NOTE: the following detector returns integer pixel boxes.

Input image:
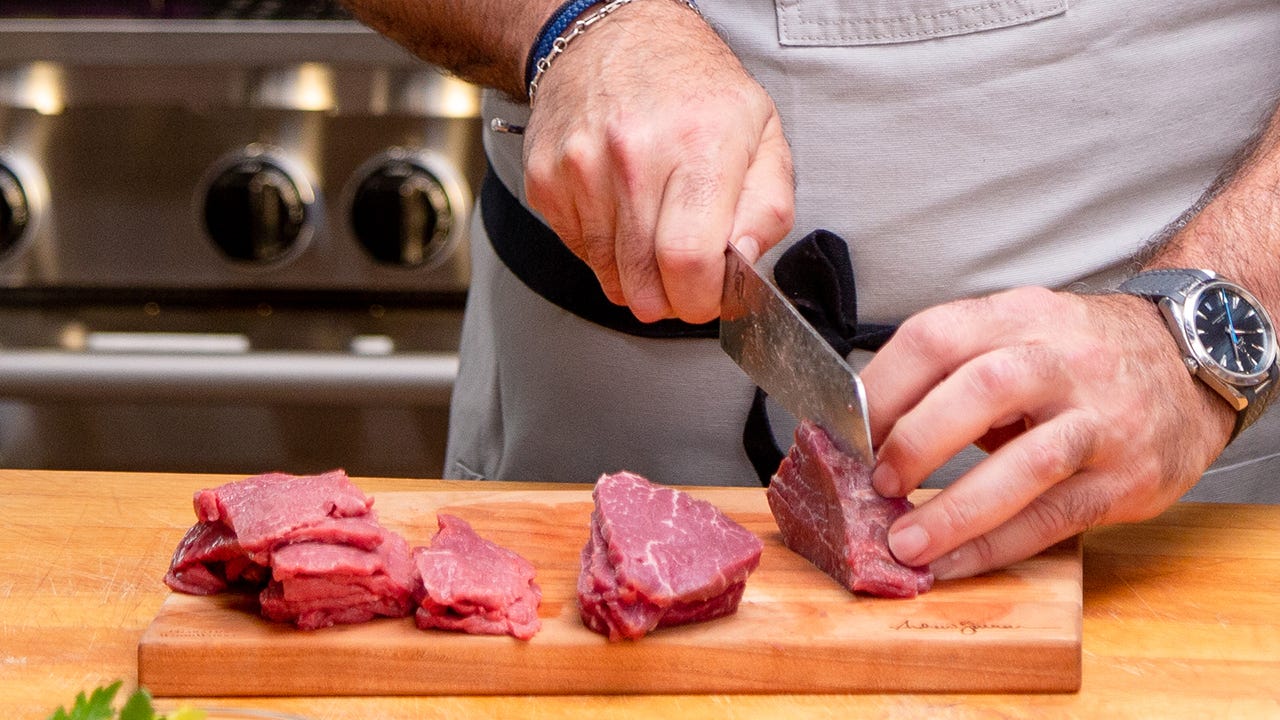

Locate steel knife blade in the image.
[719,243,875,466]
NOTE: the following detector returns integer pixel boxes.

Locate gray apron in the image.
[447,0,1280,501]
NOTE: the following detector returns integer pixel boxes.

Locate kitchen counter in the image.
[3,469,1278,719]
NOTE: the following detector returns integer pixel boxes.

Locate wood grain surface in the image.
[138,486,1082,696]
[6,470,1278,719]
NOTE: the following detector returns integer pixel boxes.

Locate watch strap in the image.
[1117,268,1214,301]
[1232,360,1279,441]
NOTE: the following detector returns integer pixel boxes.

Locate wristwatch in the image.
[1119,268,1279,441]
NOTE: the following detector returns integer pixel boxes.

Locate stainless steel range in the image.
[0,1,484,476]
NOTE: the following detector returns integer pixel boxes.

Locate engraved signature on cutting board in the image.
[890,619,1053,635]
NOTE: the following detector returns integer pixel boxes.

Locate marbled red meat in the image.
[166,470,415,630]
[411,514,541,640]
[260,528,415,630]
[193,469,375,562]
[577,471,763,641]
[767,420,933,598]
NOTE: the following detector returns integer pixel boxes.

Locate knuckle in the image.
[1015,437,1073,484]
[673,163,725,211]
[895,309,962,362]
[559,135,599,182]
[997,285,1060,312]
[1028,486,1110,539]
[933,492,983,540]
[761,196,795,235]
[523,162,557,211]
[881,420,928,472]
[655,242,716,275]
[967,350,1026,403]
[966,533,1000,572]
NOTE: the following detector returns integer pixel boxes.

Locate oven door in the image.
[0,299,462,477]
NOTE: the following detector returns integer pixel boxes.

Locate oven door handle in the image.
[0,350,458,405]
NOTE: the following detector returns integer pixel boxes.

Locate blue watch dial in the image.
[1195,286,1270,374]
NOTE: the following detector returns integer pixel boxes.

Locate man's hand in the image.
[522,0,794,324]
[861,288,1234,580]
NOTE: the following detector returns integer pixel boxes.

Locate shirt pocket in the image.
[775,0,1069,46]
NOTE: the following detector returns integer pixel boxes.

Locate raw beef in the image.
[577,471,763,641]
[767,420,933,598]
[163,520,267,595]
[411,514,541,640]
[165,469,417,630]
[193,469,375,562]
[260,528,415,630]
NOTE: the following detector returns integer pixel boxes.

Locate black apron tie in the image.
[742,229,897,486]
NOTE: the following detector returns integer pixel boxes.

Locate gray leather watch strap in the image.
[1117,268,1213,300]
[1234,362,1279,440]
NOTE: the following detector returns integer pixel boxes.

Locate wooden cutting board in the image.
[138,486,1082,696]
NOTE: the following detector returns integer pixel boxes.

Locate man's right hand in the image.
[522,0,795,324]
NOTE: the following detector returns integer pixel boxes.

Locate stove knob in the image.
[349,150,467,268]
[0,163,31,257]
[202,150,315,263]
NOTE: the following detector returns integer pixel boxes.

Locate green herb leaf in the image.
[45,680,123,720]
[48,681,208,720]
[118,687,158,720]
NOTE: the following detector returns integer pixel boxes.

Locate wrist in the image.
[523,0,701,104]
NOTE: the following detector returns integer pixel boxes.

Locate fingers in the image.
[872,342,1066,499]
[884,413,1103,570]
[728,113,796,263]
[644,111,794,322]
[862,287,1061,447]
[642,135,746,323]
[524,78,792,322]
[920,472,1114,580]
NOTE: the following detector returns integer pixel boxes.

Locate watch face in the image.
[1191,283,1275,376]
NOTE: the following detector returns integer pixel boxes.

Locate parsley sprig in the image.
[46,681,205,720]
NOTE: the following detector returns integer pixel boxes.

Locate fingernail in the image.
[735,236,760,262]
[888,523,929,565]
[871,464,900,497]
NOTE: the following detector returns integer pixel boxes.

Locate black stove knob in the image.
[0,164,31,257]
[350,155,458,268]
[202,154,313,263]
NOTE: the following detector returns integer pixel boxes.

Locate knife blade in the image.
[719,243,875,467]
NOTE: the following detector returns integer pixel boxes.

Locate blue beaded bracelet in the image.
[523,0,700,102]
[525,0,602,90]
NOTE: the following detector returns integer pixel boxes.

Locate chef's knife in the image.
[719,243,875,467]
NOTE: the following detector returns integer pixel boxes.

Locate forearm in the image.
[340,0,561,97]
[1143,102,1280,320]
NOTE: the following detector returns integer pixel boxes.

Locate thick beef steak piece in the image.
[767,420,933,598]
[411,514,542,640]
[578,471,764,641]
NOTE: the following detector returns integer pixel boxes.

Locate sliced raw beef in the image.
[193,470,376,562]
[164,520,268,595]
[577,471,763,641]
[166,470,416,630]
[767,420,933,598]
[412,514,541,640]
[260,528,415,630]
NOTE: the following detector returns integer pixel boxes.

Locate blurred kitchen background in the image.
[0,0,485,477]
